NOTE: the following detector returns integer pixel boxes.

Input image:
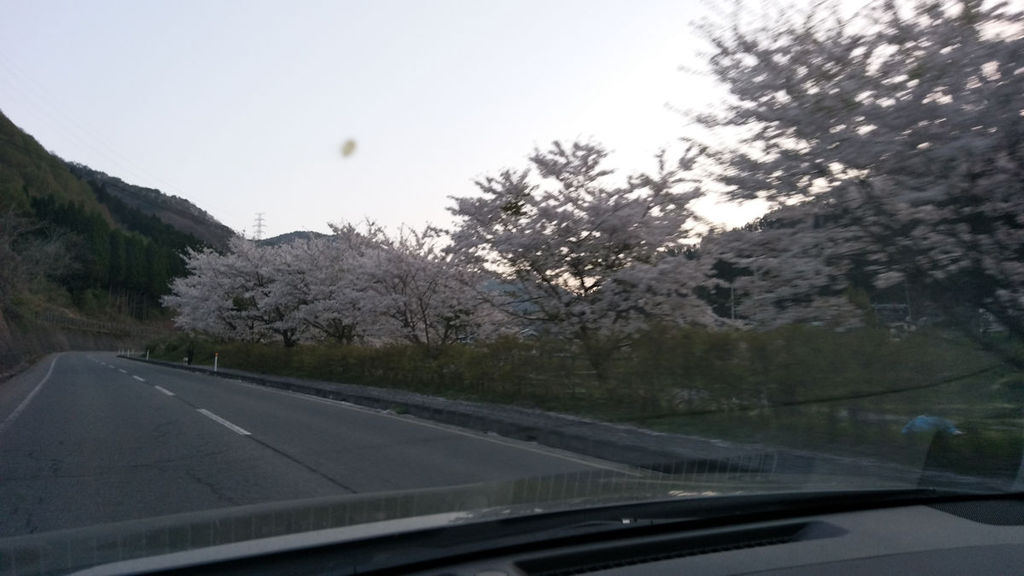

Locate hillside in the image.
[259,230,328,246]
[0,110,232,374]
[0,111,112,222]
[67,163,234,251]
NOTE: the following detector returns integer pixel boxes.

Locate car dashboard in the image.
[73,494,1024,576]
[424,500,1024,576]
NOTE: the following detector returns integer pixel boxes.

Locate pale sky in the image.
[0,0,765,238]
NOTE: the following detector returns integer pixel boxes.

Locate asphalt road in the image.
[0,352,613,537]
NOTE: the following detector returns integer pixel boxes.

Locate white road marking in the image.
[197,408,251,435]
[154,385,175,397]
[0,354,59,437]
[135,363,629,473]
[118,369,127,374]
[133,375,145,382]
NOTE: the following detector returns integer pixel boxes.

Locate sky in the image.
[0,0,767,238]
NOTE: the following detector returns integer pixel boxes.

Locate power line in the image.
[0,47,181,196]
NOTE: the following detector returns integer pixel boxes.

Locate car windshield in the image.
[1,0,1023,574]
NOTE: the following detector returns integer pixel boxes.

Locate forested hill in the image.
[67,163,233,251]
[0,109,232,327]
[259,230,328,246]
[0,111,111,221]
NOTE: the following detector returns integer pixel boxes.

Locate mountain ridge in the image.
[259,230,329,246]
[66,163,235,251]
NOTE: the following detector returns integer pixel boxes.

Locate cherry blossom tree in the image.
[165,237,307,345]
[163,238,264,341]
[448,140,713,374]
[259,238,319,346]
[293,224,378,344]
[694,0,1024,334]
[699,203,869,330]
[165,223,497,349]
[356,225,498,348]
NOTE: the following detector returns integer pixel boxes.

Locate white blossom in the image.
[694,0,1024,333]
[447,140,712,342]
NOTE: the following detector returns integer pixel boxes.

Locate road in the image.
[0,352,613,537]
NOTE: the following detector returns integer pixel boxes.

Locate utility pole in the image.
[253,213,265,241]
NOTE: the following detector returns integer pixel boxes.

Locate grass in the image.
[147,325,1024,472]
